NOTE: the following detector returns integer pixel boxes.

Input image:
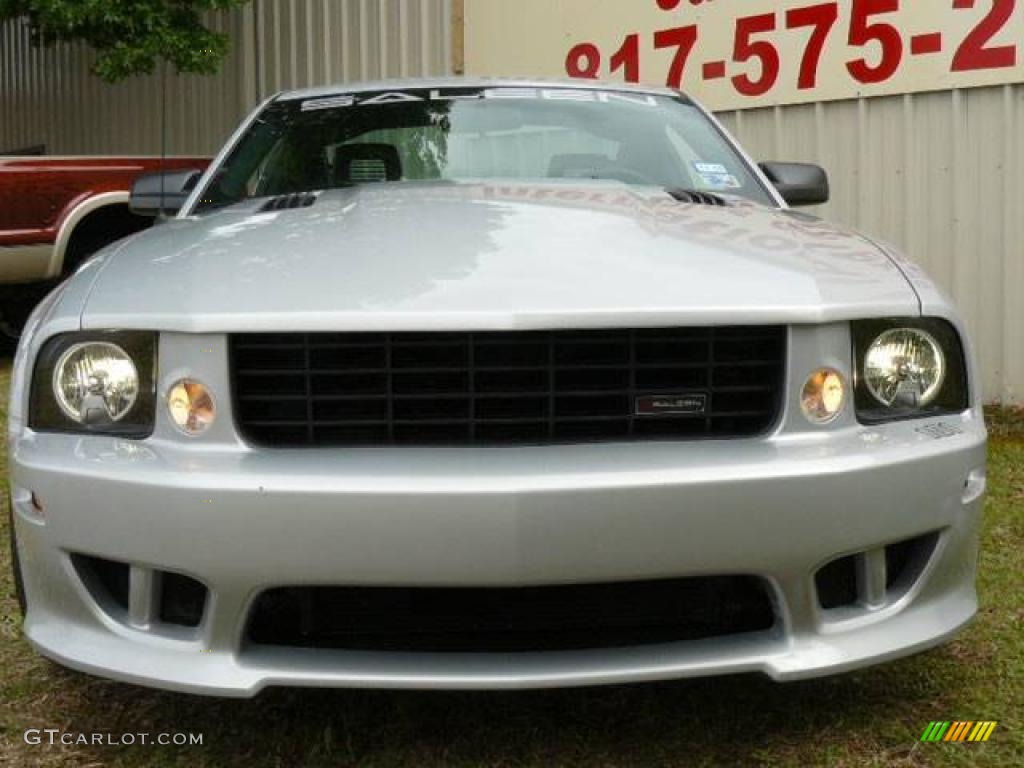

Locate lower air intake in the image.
[246,576,776,653]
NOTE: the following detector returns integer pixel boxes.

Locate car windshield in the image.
[193,86,774,213]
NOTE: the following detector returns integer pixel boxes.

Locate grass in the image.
[0,359,1020,767]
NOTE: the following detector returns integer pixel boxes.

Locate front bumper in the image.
[10,413,986,696]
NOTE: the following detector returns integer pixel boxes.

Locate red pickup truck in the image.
[0,155,208,334]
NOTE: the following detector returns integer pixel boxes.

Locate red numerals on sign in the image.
[731,14,780,96]
[654,25,700,87]
[565,43,601,79]
[786,3,840,89]
[610,33,641,82]
[563,0,1020,98]
[952,0,1017,71]
[846,0,903,83]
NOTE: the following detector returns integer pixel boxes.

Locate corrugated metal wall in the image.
[0,12,248,155]
[718,85,1024,405]
[2,4,1021,403]
[0,0,451,155]
[251,0,451,95]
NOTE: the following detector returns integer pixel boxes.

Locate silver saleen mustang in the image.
[8,79,987,696]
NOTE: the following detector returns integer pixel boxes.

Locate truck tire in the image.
[0,282,53,346]
[62,204,151,275]
[1,204,149,342]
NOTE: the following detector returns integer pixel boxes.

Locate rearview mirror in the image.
[758,162,829,207]
[129,169,204,217]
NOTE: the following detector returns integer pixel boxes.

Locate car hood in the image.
[81,182,919,332]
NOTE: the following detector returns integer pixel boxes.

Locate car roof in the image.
[276,76,688,102]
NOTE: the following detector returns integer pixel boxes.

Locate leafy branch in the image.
[0,0,251,81]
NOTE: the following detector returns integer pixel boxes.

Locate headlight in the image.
[852,319,968,423]
[863,328,945,407]
[54,342,139,423]
[30,332,156,436]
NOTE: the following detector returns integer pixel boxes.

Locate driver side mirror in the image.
[758,162,829,207]
[129,169,204,218]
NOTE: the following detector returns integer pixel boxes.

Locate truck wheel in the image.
[0,205,147,344]
[63,204,151,276]
[0,317,19,348]
[0,282,53,346]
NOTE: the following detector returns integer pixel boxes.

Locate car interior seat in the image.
[333,143,403,184]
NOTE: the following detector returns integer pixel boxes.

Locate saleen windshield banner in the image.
[464,0,1022,110]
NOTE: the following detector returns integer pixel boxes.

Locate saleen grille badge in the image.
[635,394,708,417]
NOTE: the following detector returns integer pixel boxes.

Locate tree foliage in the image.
[0,0,252,81]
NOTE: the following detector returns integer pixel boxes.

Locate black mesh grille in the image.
[230,327,786,447]
[246,577,776,652]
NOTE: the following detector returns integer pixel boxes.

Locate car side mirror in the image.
[129,169,204,217]
[758,162,829,206]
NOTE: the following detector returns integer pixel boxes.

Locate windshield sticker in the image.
[358,91,428,106]
[301,95,356,111]
[301,89,659,112]
[693,162,741,189]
